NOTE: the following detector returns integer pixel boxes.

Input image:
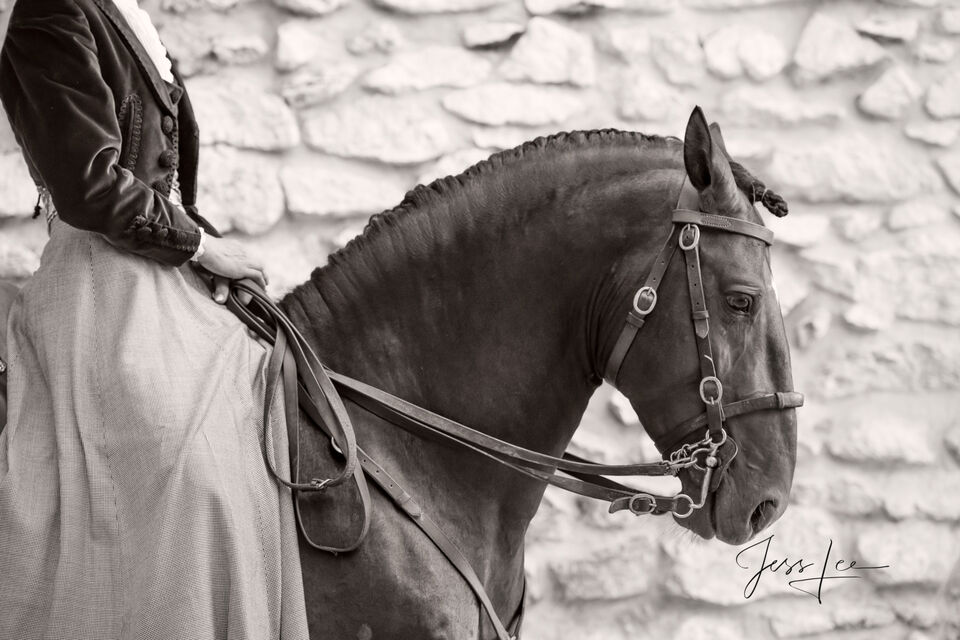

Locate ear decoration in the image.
[743,173,789,218]
[683,107,739,210]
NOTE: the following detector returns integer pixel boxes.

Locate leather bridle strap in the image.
[237,284,361,492]
[332,372,674,478]
[678,221,726,442]
[235,287,373,553]
[673,209,774,245]
[654,391,805,454]
[603,225,680,385]
[333,373,696,518]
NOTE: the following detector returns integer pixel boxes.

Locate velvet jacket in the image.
[0,0,222,267]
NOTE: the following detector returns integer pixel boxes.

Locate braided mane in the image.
[327,128,788,269]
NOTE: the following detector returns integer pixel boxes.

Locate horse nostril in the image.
[750,499,778,534]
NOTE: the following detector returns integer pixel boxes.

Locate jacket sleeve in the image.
[0,0,203,267]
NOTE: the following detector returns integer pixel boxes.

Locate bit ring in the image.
[672,495,695,518]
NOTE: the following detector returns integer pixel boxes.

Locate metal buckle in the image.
[632,286,657,316]
[628,493,658,515]
[678,224,700,250]
[699,376,723,405]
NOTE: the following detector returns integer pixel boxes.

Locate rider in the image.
[0,0,308,637]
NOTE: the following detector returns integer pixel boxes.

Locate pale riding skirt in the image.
[0,213,309,639]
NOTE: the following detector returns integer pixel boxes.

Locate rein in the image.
[222,181,802,640]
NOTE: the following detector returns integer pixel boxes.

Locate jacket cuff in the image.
[120,214,202,267]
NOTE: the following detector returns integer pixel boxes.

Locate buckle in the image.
[632,286,657,316]
[628,493,658,515]
[699,376,723,405]
[678,224,700,250]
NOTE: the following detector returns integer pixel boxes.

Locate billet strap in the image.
[672,209,774,245]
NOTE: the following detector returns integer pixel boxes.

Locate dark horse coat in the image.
[0,0,221,267]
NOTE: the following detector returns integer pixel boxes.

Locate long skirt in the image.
[0,213,310,639]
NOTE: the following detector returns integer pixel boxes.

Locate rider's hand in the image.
[211,275,254,306]
[196,236,268,304]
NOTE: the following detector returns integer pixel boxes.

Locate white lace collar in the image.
[110,0,175,83]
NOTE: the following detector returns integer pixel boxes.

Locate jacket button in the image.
[161,116,175,135]
[158,149,177,168]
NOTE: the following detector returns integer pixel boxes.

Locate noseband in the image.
[601,179,804,518]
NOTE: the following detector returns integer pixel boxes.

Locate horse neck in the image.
[282,141,681,543]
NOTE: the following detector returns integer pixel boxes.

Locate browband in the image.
[672,209,774,245]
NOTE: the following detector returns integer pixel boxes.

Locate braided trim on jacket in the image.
[123,214,199,252]
[116,94,143,172]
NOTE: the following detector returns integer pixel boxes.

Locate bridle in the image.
[221,176,803,640]
[600,177,804,518]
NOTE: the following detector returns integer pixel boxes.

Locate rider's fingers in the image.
[213,276,230,304]
[243,268,268,291]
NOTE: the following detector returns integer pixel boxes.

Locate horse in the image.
[274,107,800,639]
[0,107,798,637]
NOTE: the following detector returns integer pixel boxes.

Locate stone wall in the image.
[1,0,960,638]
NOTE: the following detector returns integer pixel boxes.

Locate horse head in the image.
[607,107,798,545]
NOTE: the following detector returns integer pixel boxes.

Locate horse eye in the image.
[726,293,753,314]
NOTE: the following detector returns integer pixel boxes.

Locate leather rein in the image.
[222,180,802,640]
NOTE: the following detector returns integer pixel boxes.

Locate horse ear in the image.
[683,107,738,204]
[708,122,730,158]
